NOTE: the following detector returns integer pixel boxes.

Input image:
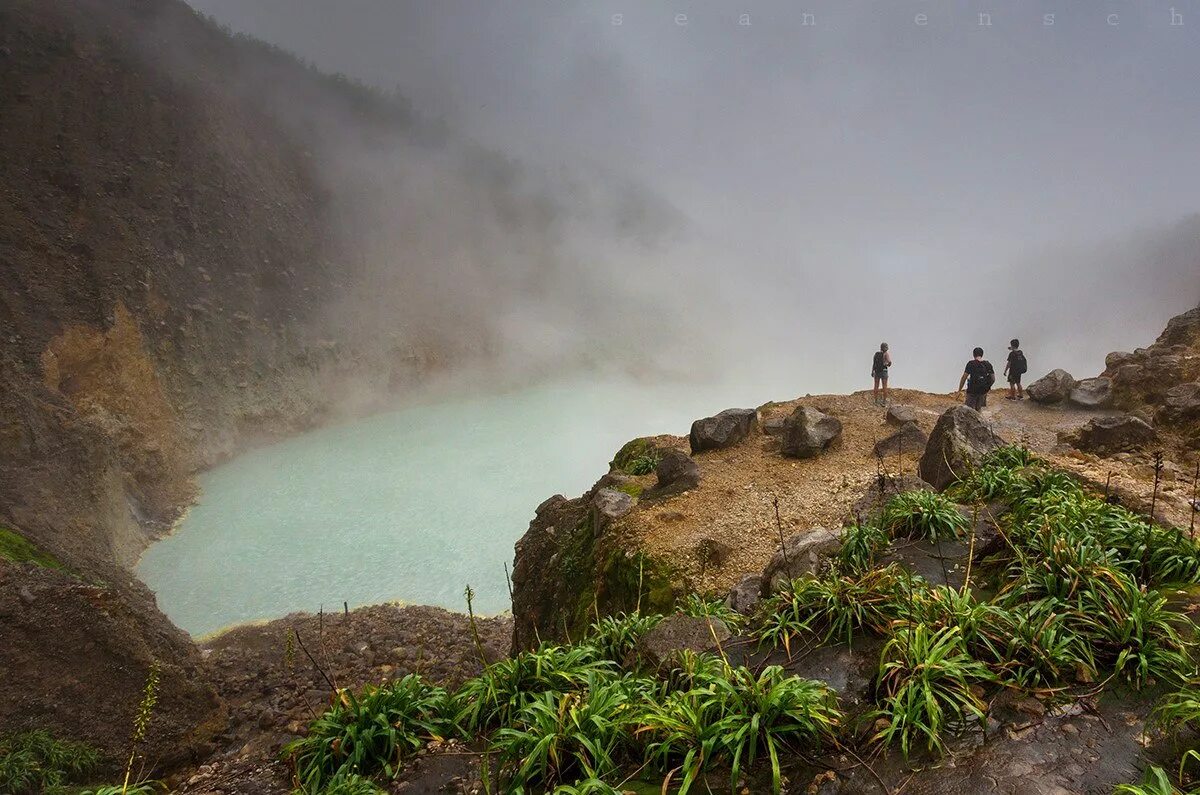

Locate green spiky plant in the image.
[880,491,970,542]
[285,674,454,792]
[871,624,995,757]
[677,593,747,633]
[836,522,890,576]
[585,612,663,665]
[758,566,913,651]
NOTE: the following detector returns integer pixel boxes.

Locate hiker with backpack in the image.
[957,347,995,412]
[871,342,892,406]
[1005,338,1028,400]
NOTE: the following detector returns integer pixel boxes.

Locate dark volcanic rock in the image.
[689,408,757,453]
[1027,368,1076,404]
[884,404,918,426]
[760,527,841,595]
[781,406,843,459]
[0,564,224,774]
[591,488,634,520]
[655,449,701,492]
[1063,415,1158,455]
[635,614,731,669]
[724,574,763,615]
[1069,376,1115,409]
[918,405,1002,490]
[762,416,787,437]
[873,421,927,459]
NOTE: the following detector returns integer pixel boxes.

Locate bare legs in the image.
[873,377,888,405]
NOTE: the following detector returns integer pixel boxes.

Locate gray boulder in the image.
[762,416,787,437]
[689,408,757,453]
[1158,382,1200,425]
[781,407,843,459]
[1069,377,1115,409]
[873,421,928,459]
[724,574,763,615]
[918,405,1002,490]
[634,614,731,669]
[654,449,701,492]
[885,404,918,426]
[1027,369,1076,404]
[592,488,634,521]
[760,526,842,595]
[1063,415,1157,455]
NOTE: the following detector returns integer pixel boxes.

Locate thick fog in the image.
[184,0,1199,399]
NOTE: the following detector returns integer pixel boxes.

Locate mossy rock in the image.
[0,528,63,570]
[611,438,661,476]
[616,481,645,498]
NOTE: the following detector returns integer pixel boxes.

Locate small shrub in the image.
[758,566,912,650]
[871,624,994,757]
[880,491,970,542]
[285,675,453,792]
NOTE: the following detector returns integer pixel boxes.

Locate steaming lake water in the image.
[137,375,759,637]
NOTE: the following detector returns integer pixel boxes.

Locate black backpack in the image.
[1012,350,1028,376]
[872,351,886,373]
[970,361,996,392]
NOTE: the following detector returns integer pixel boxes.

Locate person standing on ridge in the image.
[957,346,995,412]
[1004,338,1027,400]
[871,342,892,406]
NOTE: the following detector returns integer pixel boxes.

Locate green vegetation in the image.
[610,438,660,476]
[0,730,102,794]
[0,527,64,569]
[284,446,1200,792]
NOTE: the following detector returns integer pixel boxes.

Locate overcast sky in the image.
[185,0,1200,393]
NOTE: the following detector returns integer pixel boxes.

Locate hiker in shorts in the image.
[871,342,892,406]
[1004,338,1027,400]
[957,347,995,412]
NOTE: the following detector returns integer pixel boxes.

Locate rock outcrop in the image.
[1027,369,1076,404]
[689,408,757,453]
[1105,306,1200,428]
[781,407,843,459]
[1062,415,1157,455]
[654,449,702,493]
[918,405,1002,490]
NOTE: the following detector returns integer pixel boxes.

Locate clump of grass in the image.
[586,612,663,665]
[836,523,891,576]
[758,566,913,650]
[611,439,661,476]
[492,674,639,790]
[0,730,102,794]
[637,663,840,795]
[1113,766,1184,795]
[285,674,453,792]
[880,491,970,542]
[455,645,615,733]
[871,624,994,757]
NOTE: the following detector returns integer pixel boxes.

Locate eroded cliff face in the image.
[1105,305,1200,444]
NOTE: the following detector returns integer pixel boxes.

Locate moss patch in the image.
[615,481,645,498]
[0,528,64,570]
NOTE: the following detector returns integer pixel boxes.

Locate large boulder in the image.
[689,408,757,453]
[918,405,1002,490]
[760,526,842,595]
[1027,369,1076,404]
[655,449,701,492]
[1158,382,1200,426]
[781,407,843,459]
[1069,377,1115,409]
[873,421,927,460]
[1062,415,1157,455]
[634,614,731,669]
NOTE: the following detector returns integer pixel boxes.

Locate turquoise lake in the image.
[137,375,769,637]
